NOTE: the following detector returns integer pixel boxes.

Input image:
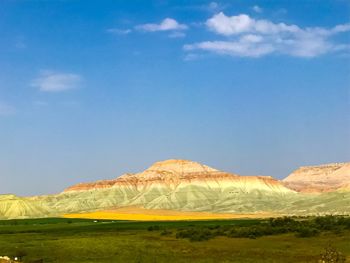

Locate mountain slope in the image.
[283,162,350,192]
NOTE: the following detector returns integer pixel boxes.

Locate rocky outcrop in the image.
[283,162,350,192]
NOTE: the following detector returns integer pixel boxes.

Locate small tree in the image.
[319,244,346,263]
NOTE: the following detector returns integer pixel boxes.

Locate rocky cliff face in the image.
[283,162,350,192]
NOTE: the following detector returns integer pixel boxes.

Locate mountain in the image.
[65,159,291,194]
[62,159,294,213]
[0,159,350,219]
[283,162,350,192]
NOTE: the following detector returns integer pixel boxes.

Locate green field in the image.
[0,217,349,263]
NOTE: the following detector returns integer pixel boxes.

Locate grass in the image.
[0,217,349,262]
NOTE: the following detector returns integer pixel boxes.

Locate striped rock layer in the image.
[283,162,350,193]
[65,159,291,194]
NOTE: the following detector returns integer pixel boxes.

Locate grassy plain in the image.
[0,218,349,263]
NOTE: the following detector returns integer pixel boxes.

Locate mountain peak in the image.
[145,159,219,174]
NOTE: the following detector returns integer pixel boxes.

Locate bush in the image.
[318,244,346,263]
[227,224,289,239]
[160,229,172,236]
[174,216,350,241]
[147,225,160,231]
[269,217,297,228]
[313,216,338,231]
[295,227,320,238]
[176,228,213,242]
[208,225,220,230]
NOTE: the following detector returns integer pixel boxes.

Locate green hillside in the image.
[1,185,349,219]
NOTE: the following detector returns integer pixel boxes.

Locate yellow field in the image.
[64,206,274,221]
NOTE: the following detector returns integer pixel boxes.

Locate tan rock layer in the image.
[283,162,350,192]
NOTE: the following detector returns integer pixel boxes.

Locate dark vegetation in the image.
[173,216,350,241]
[0,216,349,262]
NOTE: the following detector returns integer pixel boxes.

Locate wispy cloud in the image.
[31,70,82,92]
[252,5,263,13]
[135,18,188,32]
[183,53,201,61]
[208,2,219,11]
[168,31,186,38]
[184,12,350,58]
[178,2,228,13]
[0,103,16,116]
[207,2,228,13]
[106,28,132,35]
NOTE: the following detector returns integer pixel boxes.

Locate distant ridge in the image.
[283,162,350,192]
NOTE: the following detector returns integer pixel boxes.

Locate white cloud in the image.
[31,70,82,92]
[0,103,16,116]
[252,5,263,13]
[331,24,350,34]
[185,36,274,58]
[206,12,299,36]
[185,12,350,58]
[135,18,187,32]
[106,28,132,35]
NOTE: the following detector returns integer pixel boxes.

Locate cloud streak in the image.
[135,18,187,32]
[184,12,350,58]
[31,70,82,92]
[252,5,263,13]
[106,28,132,35]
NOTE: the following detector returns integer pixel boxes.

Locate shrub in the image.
[176,228,213,242]
[147,225,160,231]
[318,244,346,263]
[295,227,320,238]
[208,225,220,230]
[160,229,172,236]
[269,217,297,227]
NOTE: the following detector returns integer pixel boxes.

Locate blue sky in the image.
[0,0,349,195]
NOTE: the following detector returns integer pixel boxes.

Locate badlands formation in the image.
[0,159,349,219]
[283,162,350,192]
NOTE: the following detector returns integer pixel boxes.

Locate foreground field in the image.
[0,218,349,262]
